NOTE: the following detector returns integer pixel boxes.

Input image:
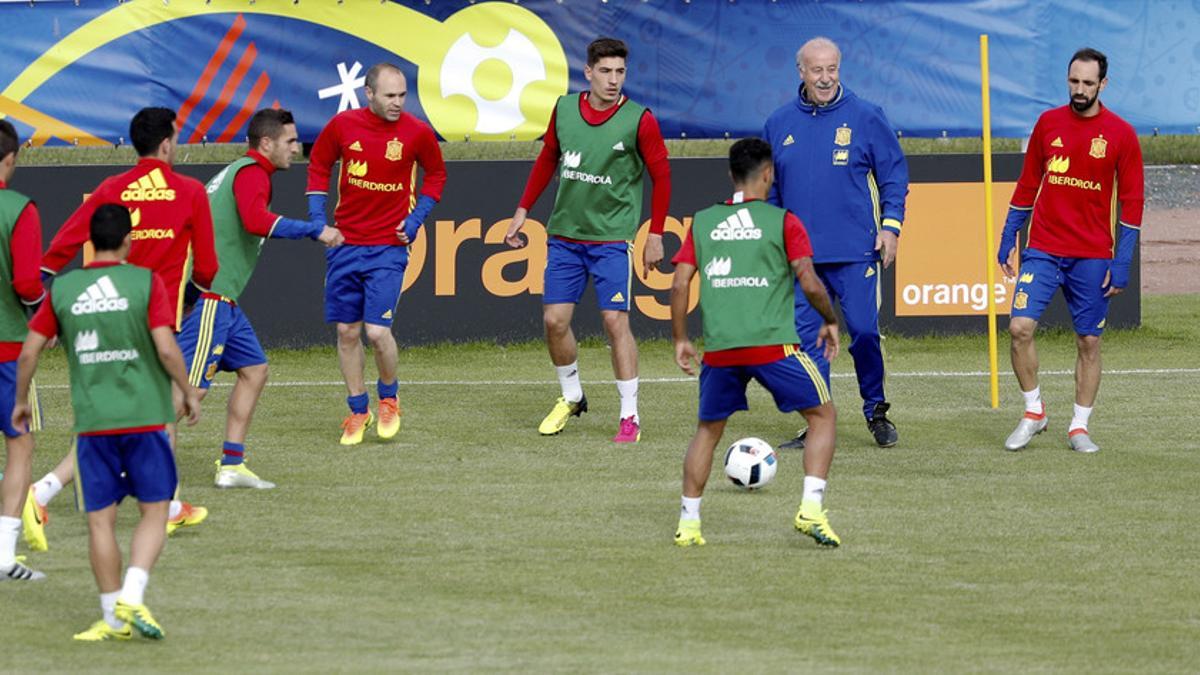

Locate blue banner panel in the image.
[1,1,1197,145]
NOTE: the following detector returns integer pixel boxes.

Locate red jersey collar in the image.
[246,149,276,175]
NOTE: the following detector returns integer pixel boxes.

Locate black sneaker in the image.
[779,429,807,450]
[867,402,898,447]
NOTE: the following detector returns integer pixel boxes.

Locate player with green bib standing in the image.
[505,37,672,443]
[670,138,843,548]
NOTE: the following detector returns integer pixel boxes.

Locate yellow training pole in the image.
[980,34,1000,408]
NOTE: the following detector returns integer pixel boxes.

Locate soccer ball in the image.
[723,437,778,489]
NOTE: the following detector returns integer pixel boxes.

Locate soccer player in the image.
[14,204,203,641]
[306,63,447,445]
[504,37,672,443]
[999,48,1144,453]
[27,107,216,545]
[0,119,47,581]
[763,36,909,449]
[670,138,842,548]
[177,109,342,488]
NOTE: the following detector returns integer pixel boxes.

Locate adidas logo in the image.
[612,141,625,152]
[346,159,368,177]
[349,141,363,152]
[381,309,393,320]
[120,168,176,202]
[783,134,794,146]
[610,292,625,303]
[710,208,762,241]
[71,275,129,315]
[1051,137,1064,148]
[562,150,582,169]
[704,256,732,278]
[1046,155,1070,173]
[865,266,876,278]
[74,329,99,352]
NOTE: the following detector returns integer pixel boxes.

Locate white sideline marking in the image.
[32,367,1200,390]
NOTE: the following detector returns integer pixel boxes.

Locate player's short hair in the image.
[1070,47,1107,80]
[587,38,628,67]
[90,203,132,252]
[248,108,295,149]
[729,137,773,184]
[797,36,841,69]
[0,119,19,163]
[365,63,403,91]
[130,107,177,157]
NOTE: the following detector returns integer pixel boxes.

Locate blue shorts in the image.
[543,238,632,311]
[1012,248,1111,336]
[0,360,42,437]
[75,430,177,512]
[324,244,409,326]
[697,349,832,421]
[177,296,268,389]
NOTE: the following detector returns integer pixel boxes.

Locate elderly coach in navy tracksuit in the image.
[764,36,909,449]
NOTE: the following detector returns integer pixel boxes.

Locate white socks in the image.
[0,515,20,568]
[680,496,701,521]
[1070,404,1093,432]
[33,473,63,507]
[616,378,639,420]
[555,362,583,403]
[802,476,827,506]
[168,500,182,520]
[101,591,122,629]
[1022,387,1043,415]
[119,566,149,606]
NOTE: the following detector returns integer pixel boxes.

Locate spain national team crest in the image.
[834,126,852,147]
[1089,136,1107,159]
[385,138,403,161]
[1013,291,1028,310]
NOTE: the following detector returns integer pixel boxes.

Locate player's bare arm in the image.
[670,261,698,375]
[643,233,664,271]
[791,256,840,360]
[504,207,529,248]
[875,229,899,268]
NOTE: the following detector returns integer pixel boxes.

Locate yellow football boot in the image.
[73,620,132,642]
[114,600,164,639]
[793,500,841,547]
[674,519,706,547]
[340,411,374,445]
[538,395,587,435]
[22,486,49,552]
[377,398,401,440]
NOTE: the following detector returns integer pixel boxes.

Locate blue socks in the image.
[221,441,245,466]
[347,393,369,414]
[378,379,398,401]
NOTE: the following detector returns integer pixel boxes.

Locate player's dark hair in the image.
[1070,47,1108,80]
[130,107,177,157]
[365,63,403,91]
[0,119,18,163]
[248,108,295,149]
[587,38,628,67]
[90,204,132,251]
[729,137,773,184]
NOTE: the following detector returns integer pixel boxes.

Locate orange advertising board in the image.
[896,182,1017,317]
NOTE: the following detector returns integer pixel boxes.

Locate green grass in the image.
[15,133,1200,165]
[6,295,1199,672]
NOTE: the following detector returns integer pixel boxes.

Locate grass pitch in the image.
[5,295,1199,672]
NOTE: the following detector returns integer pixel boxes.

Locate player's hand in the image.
[642,233,665,272]
[178,386,202,426]
[1000,247,1019,279]
[1102,269,1124,298]
[817,322,840,361]
[675,340,699,376]
[318,226,344,248]
[11,402,31,435]
[505,208,528,248]
[875,230,899,269]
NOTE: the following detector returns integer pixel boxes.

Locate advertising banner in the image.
[1,1,1196,147]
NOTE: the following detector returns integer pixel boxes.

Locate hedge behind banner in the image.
[1,0,1196,147]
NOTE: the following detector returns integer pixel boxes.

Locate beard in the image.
[1070,93,1097,112]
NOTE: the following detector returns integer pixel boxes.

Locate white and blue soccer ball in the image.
[723,437,777,489]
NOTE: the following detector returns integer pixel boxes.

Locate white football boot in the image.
[1068,430,1100,453]
[1005,412,1048,451]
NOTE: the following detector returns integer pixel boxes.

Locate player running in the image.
[0,119,47,581]
[504,37,671,443]
[14,204,203,641]
[177,108,342,488]
[999,48,1144,453]
[306,63,447,445]
[26,107,217,547]
[670,138,842,547]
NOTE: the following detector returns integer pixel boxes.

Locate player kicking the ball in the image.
[670,138,842,547]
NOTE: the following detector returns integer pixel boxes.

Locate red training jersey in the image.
[1010,104,1144,259]
[306,108,447,246]
[0,181,46,361]
[518,93,671,239]
[41,158,218,329]
[672,198,813,366]
[233,150,283,236]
